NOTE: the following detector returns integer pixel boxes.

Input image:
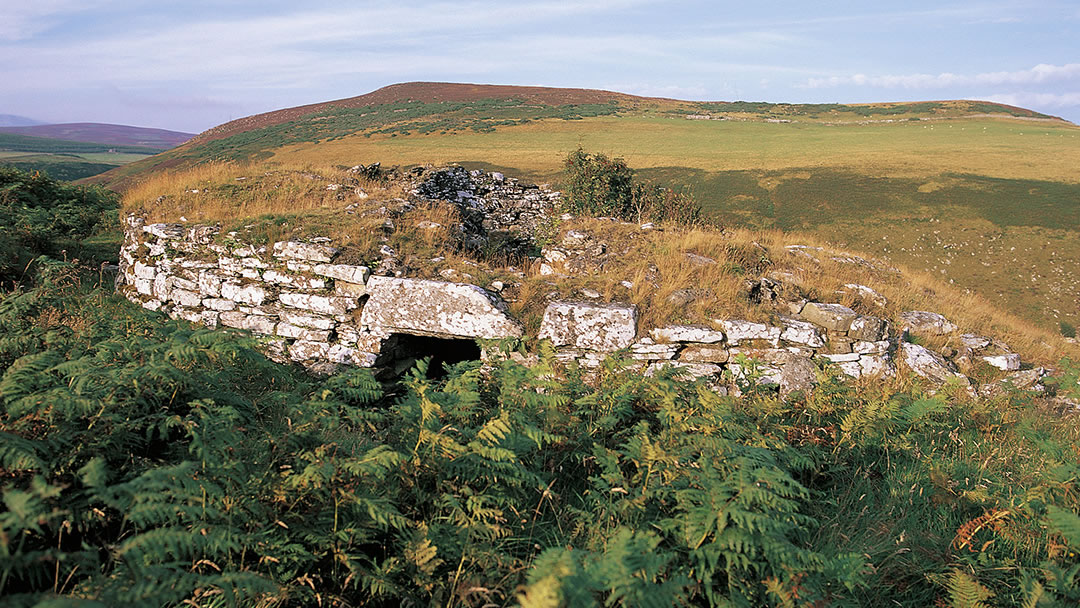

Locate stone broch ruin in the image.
[117,167,1047,396]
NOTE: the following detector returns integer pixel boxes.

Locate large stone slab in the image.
[538,301,637,351]
[361,277,524,339]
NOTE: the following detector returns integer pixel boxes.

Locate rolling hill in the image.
[0,122,192,147]
[0,123,193,181]
[101,82,1080,333]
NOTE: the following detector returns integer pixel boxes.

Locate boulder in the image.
[362,277,524,340]
[900,342,966,384]
[800,302,857,332]
[539,301,637,351]
[900,311,957,336]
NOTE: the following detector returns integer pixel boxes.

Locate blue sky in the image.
[2,1,1078,133]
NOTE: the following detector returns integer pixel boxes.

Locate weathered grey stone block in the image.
[221,281,267,305]
[650,325,724,344]
[538,301,636,351]
[279,292,357,316]
[313,263,370,284]
[779,316,825,347]
[900,311,957,336]
[849,315,887,341]
[678,344,730,363]
[901,342,966,383]
[719,320,781,346]
[801,302,857,332]
[273,241,339,263]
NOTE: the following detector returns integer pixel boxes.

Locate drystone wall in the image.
[117,165,1043,395]
[117,211,1036,396]
[118,215,527,374]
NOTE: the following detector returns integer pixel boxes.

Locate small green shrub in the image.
[1061,321,1076,339]
[562,147,703,225]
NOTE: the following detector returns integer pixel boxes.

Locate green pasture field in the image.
[0,132,162,180]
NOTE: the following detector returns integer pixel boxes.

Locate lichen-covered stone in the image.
[279,310,336,330]
[538,301,636,351]
[334,281,367,297]
[800,302,857,332]
[779,356,818,397]
[849,315,887,341]
[327,345,377,367]
[719,320,780,346]
[276,323,331,342]
[221,281,267,305]
[817,352,861,363]
[170,288,203,308]
[313,263,370,284]
[649,325,724,344]
[982,353,1021,371]
[630,342,679,360]
[901,342,966,383]
[144,223,185,240]
[678,344,730,363]
[362,277,524,340]
[262,270,326,290]
[289,340,330,362]
[779,317,825,347]
[273,241,339,263]
[853,340,890,354]
[900,311,957,336]
[133,261,156,280]
[279,292,357,316]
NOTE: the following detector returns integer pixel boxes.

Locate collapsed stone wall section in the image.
[118,215,523,374]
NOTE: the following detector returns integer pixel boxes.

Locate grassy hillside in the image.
[93,82,1080,332]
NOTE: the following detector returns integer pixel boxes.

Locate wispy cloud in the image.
[802,63,1080,89]
[977,91,1080,109]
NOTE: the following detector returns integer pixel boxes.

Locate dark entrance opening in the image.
[376,333,482,379]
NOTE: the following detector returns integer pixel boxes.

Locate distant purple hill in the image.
[0,123,194,149]
[0,114,44,127]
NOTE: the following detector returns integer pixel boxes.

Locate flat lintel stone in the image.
[361,276,523,340]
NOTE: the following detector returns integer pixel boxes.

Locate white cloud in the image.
[803,63,1080,89]
[976,91,1080,109]
[0,0,117,41]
